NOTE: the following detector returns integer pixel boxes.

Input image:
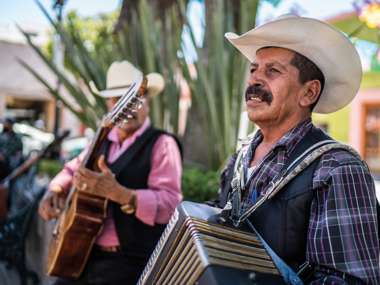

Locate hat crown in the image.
[106,61,142,89]
[99,61,165,98]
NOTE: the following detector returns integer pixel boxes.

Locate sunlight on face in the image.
[246,47,304,128]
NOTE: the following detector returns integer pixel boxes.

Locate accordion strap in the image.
[230,141,363,226]
[245,219,304,285]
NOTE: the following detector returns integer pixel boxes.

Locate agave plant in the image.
[19,0,110,130]
[115,0,189,134]
[21,0,188,134]
[179,0,259,169]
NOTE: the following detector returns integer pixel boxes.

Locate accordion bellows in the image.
[138,202,285,285]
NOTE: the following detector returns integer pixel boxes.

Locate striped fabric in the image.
[236,119,379,284]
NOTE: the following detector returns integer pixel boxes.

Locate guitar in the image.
[47,74,147,278]
[0,130,70,220]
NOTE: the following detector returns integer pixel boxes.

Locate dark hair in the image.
[290,51,325,111]
[3,117,15,125]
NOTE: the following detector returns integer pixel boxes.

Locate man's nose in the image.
[247,79,264,90]
[248,71,265,87]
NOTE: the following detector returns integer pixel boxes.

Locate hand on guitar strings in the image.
[73,155,135,206]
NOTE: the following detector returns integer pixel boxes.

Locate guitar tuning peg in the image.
[136,101,143,110]
[114,116,121,123]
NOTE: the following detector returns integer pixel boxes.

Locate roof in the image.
[0,40,57,100]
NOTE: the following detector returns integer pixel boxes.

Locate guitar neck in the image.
[81,120,113,171]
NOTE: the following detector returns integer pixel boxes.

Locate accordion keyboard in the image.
[138,202,283,285]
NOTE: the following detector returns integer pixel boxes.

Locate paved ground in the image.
[0,212,55,285]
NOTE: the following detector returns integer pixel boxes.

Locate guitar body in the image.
[47,191,107,278]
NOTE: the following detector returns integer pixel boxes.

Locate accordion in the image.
[138,201,286,285]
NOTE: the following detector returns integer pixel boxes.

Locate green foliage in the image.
[114,0,187,133]
[330,13,380,44]
[43,11,119,71]
[38,159,63,178]
[19,0,108,130]
[63,11,120,75]
[182,166,219,202]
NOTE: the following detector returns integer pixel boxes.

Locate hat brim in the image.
[99,86,130,98]
[98,72,165,99]
[225,16,362,114]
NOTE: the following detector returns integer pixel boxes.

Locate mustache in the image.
[245,85,273,105]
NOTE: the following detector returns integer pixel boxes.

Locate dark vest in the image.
[246,128,331,269]
[99,126,182,259]
[219,128,332,270]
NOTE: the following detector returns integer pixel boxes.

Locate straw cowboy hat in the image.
[97,61,165,98]
[225,15,362,114]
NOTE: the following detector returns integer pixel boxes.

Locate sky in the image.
[0,0,376,68]
[258,0,354,21]
[0,0,120,26]
[0,0,120,42]
[0,0,356,30]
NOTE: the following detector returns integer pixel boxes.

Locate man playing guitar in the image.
[39,61,182,285]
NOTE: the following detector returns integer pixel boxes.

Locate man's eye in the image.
[269,68,279,73]
[250,68,256,74]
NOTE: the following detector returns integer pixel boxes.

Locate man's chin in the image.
[247,109,266,121]
[118,124,136,132]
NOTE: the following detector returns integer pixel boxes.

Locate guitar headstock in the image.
[106,73,148,127]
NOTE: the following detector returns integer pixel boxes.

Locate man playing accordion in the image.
[217,15,380,284]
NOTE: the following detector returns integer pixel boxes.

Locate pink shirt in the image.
[49,119,182,246]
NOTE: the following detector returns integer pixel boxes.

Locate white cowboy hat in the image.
[225,15,362,114]
[97,61,165,98]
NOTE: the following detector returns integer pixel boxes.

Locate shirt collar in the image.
[250,118,313,155]
[107,118,151,144]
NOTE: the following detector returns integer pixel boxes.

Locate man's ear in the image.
[299,80,321,108]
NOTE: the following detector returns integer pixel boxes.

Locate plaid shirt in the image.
[229,118,380,284]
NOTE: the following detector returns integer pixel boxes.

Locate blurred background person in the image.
[0,118,23,180]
